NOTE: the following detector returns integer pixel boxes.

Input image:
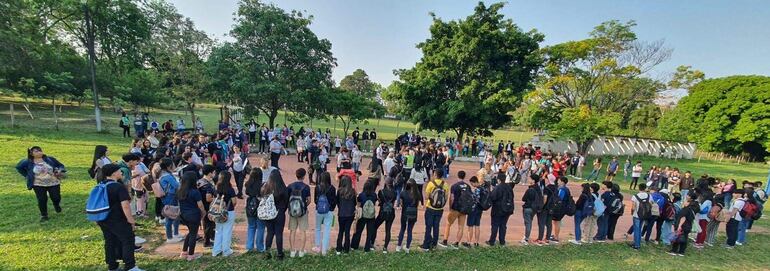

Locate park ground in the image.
[1,99,769,271]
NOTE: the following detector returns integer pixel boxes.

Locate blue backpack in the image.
[86,181,118,222]
[581,194,595,218]
[593,194,606,216]
[317,194,330,214]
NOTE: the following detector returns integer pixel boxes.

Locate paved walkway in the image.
[154,154,637,257]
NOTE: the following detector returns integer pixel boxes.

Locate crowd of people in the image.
[14,118,770,271]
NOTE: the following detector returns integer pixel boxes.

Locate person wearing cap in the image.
[97,164,144,271]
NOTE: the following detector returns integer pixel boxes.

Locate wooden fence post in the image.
[10,103,15,127]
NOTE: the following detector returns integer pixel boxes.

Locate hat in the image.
[660,189,670,195]
[102,164,121,178]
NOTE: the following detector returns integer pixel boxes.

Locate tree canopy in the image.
[392,2,543,141]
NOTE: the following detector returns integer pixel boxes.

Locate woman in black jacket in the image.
[262,170,288,260]
[336,175,357,254]
[488,177,514,246]
[372,178,397,252]
[244,167,264,252]
[572,183,591,245]
[669,194,699,256]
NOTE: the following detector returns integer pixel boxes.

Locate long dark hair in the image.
[581,183,591,195]
[159,157,174,175]
[406,178,420,204]
[262,170,286,197]
[363,178,376,197]
[90,145,108,172]
[27,146,44,160]
[319,171,332,194]
[216,171,233,195]
[177,171,198,201]
[246,167,263,190]
[338,175,355,200]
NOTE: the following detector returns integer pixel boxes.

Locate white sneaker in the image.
[299,251,306,257]
[290,251,297,258]
[166,238,181,244]
[570,240,581,245]
[335,251,341,255]
[173,234,183,240]
[127,267,145,271]
[736,242,743,246]
[159,218,166,224]
[520,239,529,245]
[135,236,146,245]
[404,248,410,253]
[395,245,401,252]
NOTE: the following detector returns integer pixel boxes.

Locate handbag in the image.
[161,182,180,220]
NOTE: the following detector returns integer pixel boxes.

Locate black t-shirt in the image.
[362,131,369,140]
[103,180,131,225]
[370,131,377,139]
[220,187,236,212]
[352,130,359,140]
[197,180,216,209]
[180,189,203,217]
[450,181,469,211]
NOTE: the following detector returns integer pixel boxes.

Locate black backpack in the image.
[380,189,395,218]
[478,187,492,211]
[609,193,625,215]
[530,186,544,213]
[560,188,576,216]
[246,196,260,217]
[429,179,447,209]
[635,194,653,220]
[497,188,514,214]
[456,184,475,214]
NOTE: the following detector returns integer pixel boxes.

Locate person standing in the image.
[16,146,66,222]
[244,167,265,252]
[336,176,357,254]
[262,170,289,260]
[630,184,650,250]
[313,172,337,256]
[488,173,515,246]
[197,166,216,248]
[212,172,237,257]
[287,169,311,258]
[396,179,422,253]
[259,125,269,154]
[421,169,449,251]
[269,135,284,170]
[120,112,131,138]
[521,174,541,245]
[95,164,144,271]
[630,161,642,190]
[177,171,206,261]
[669,194,698,256]
[440,171,469,248]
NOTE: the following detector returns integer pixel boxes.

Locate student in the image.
[262,170,289,260]
[581,183,601,244]
[571,183,591,245]
[693,192,713,248]
[736,188,756,245]
[606,184,624,240]
[396,179,422,253]
[336,175,357,254]
[440,170,470,248]
[313,172,337,256]
[231,145,247,198]
[521,174,541,245]
[244,167,265,252]
[595,182,613,242]
[721,179,736,209]
[605,157,619,182]
[587,158,602,182]
[210,171,236,256]
[421,169,449,251]
[409,164,428,196]
[269,135,284,169]
[89,145,112,181]
[373,177,397,253]
[680,171,695,203]
[488,172,515,246]
[551,177,571,243]
[177,171,206,261]
[536,174,554,246]
[197,165,217,248]
[95,164,143,271]
[630,183,650,250]
[157,158,181,243]
[669,194,699,256]
[465,176,485,247]
[287,168,311,257]
[630,161,642,190]
[16,146,66,222]
[350,178,378,252]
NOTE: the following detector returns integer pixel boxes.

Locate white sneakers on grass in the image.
[135,236,146,245]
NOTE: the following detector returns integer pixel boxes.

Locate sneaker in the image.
[623,234,628,241]
[736,242,744,246]
[570,240,581,245]
[159,218,166,224]
[462,242,471,248]
[438,240,448,248]
[474,243,479,247]
[395,246,401,252]
[173,234,184,240]
[312,246,320,253]
[186,254,202,261]
[519,239,528,245]
[290,251,297,258]
[693,244,704,249]
[667,252,678,256]
[550,239,560,244]
[677,254,685,257]
[451,242,460,249]
[725,245,734,249]
[134,245,143,252]
[40,216,49,222]
[135,236,147,245]
[596,240,606,243]
[299,251,306,257]
[382,248,388,254]
[486,241,495,247]
[404,248,410,253]
[166,238,181,244]
[127,267,145,271]
[534,240,543,246]
[706,242,714,247]
[54,205,62,213]
[336,251,341,255]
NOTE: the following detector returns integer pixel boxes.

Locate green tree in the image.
[115,68,167,111]
[220,0,336,129]
[339,69,377,98]
[658,76,770,160]
[323,87,384,136]
[395,2,543,141]
[552,105,622,152]
[628,104,662,137]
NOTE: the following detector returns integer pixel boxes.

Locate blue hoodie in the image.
[16,157,65,190]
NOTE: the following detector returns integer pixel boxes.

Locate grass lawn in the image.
[1,98,769,270]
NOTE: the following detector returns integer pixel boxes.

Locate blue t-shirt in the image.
[609,161,619,172]
[180,189,202,216]
[287,181,311,205]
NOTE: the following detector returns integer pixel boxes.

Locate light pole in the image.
[82,0,102,131]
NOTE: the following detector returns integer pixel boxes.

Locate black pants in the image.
[270,152,280,169]
[233,170,245,197]
[202,215,215,246]
[337,216,354,253]
[33,185,61,217]
[122,126,130,138]
[489,215,511,245]
[537,211,551,240]
[630,177,639,190]
[249,132,257,145]
[98,221,135,270]
[670,230,690,254]
[569,164,577,176]
[155,197,163,218]
[372,213,395,249]
[265,212,286,257]
[607,214,620,240]
[259,140,267,153]
[726,218,739,246]
[181,213,201,255]
[351,217,376,251]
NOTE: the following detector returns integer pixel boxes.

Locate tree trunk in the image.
[10,103,15,127]
[53,97,58,131]
[341,116,351,136]
[84,3,102,132]
[188,102,196,130]
[268,109,278,129]
[22,102,34,119]
[223,104,230,124]
[455,128,466,144]
[578,140,591,155]
[333,118,337,136]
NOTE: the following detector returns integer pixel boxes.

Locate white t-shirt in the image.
[384,158,395,175]
[731,199,746,221]
[352,149,362,163]
[631,192,650,218]
[632,165,642,178]
[410,168,428,185]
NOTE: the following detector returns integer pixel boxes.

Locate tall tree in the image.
[324,87,384,136]
[339,69,377,98]
[221,0,336,129]
[395,2,543,142]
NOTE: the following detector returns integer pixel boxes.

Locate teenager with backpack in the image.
[630,183,651,249]
[421,169,449,251]
[736,187,757,246]
[571,183,591,245]
[693,192,713,248]
[94,164,144,271]
[211,171,237,257]
[705,193,724,246]
[658,191,675,246]
[373,178,397,253]
[440,171,471,249]
[287,168,311,257]
[488,172,515,246]
[641,187,663,244]
[16,146,66,222]
[245,167,266,253]
[537,174,554,246]
[351,178,379,252]
[336,175,357,254]
[521,174,542,245]
[177,171,206,261]
[197,166,217,248]
[551,177,572,243]
[313,172,337,256]
[595,182,614,242]
[669,193,699,256]
[396,179,423,253]
[262,170,289,260]
[581,183,602,244]
[606,184,624,240]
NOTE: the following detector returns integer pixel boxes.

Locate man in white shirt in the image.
[269,135,284,169]
[726,191,748,248]
[577,153,586,179]
[630,183,650,249]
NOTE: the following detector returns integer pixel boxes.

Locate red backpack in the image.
[663,201,676,221]
[740,200,759,220]
[708,204,723,221]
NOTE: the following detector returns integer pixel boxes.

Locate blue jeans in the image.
[681,190,689,203]
[443,165,449,178]
[315,211,334,254]
[587,169,600,181]
[165,218,180,239]
[661,220,673,245]
[213,211,236,256]
[245,216,265,252]
[422,208,443,249]
[737,219,750,244]
[633,217,642,248]
[724,194,733,209]
[574,210,583,241]
[642,217,656,241]
[595,213,609,240]
[352,162,360,172]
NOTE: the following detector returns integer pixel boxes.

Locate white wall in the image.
[529,136,697,159]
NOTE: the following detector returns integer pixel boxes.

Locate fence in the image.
[529,135,698,159]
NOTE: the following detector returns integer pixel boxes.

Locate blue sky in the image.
[169,0,770,86]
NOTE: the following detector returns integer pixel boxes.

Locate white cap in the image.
[660,189,670,195]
